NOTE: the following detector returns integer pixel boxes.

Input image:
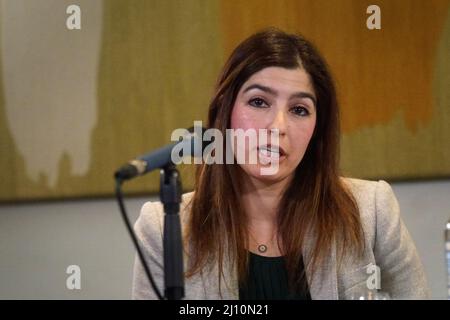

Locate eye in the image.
[248,98,269,108]
[290,106,310,117]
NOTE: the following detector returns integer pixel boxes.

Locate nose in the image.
[267,108,287,137]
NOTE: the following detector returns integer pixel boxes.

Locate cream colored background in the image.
[0,0,449,201]
[0,0,449,300]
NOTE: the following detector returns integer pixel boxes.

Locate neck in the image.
[241,174,292,225]
[239,173,292,257]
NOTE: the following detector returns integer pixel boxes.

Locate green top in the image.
[239,252,311,300]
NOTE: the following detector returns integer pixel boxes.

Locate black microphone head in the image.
[114,163,139,181]
[115,125,208,182]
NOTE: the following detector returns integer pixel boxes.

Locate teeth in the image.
[260,149,271,157]
[258,148,279,165]
[259,147,280,158]
[259,146,280,154]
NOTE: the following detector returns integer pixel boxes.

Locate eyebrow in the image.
[243,83,317,108]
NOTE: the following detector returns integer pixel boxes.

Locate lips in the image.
[257,145,287,166]
[258,144,286,157]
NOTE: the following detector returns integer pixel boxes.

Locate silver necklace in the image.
[248,230,276,254]
[257,244,268,253]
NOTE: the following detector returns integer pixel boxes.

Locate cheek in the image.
[230,103,261,130]
[303,115,317,141]
[305,120,316,141]
[290,120,316,155]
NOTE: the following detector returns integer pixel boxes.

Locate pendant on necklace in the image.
[257,244,267,253]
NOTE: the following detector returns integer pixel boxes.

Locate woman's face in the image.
[230,66,317,185]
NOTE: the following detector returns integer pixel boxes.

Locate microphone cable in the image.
[114,178,164,300]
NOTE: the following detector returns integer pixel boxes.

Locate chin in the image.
[241,164,292,185]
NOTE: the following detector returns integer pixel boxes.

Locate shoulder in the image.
[340,177,398,218]
[134,192,195,245]
[340,177,393,201]
[339,177,400,247]
[138,191,195,217]
[136,191,195,224]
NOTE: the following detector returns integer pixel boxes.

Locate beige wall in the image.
[0,0,449,300]
[0,180,449,299]
[1,0,449,201]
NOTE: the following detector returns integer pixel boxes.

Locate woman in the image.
[132,28,429,300]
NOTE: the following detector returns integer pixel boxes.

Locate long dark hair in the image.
[185,27,364,293]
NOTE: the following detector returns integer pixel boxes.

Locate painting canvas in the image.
[0,0,449,201]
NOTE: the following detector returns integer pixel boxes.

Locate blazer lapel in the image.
[303,233,338,300]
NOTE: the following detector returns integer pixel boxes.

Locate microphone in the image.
[114,126,206,181]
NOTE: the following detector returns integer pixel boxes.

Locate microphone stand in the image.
[160,164,185,300]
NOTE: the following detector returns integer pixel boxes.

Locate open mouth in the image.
[257,145,286,158]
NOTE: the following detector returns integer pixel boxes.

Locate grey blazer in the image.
[132,178,430,300]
